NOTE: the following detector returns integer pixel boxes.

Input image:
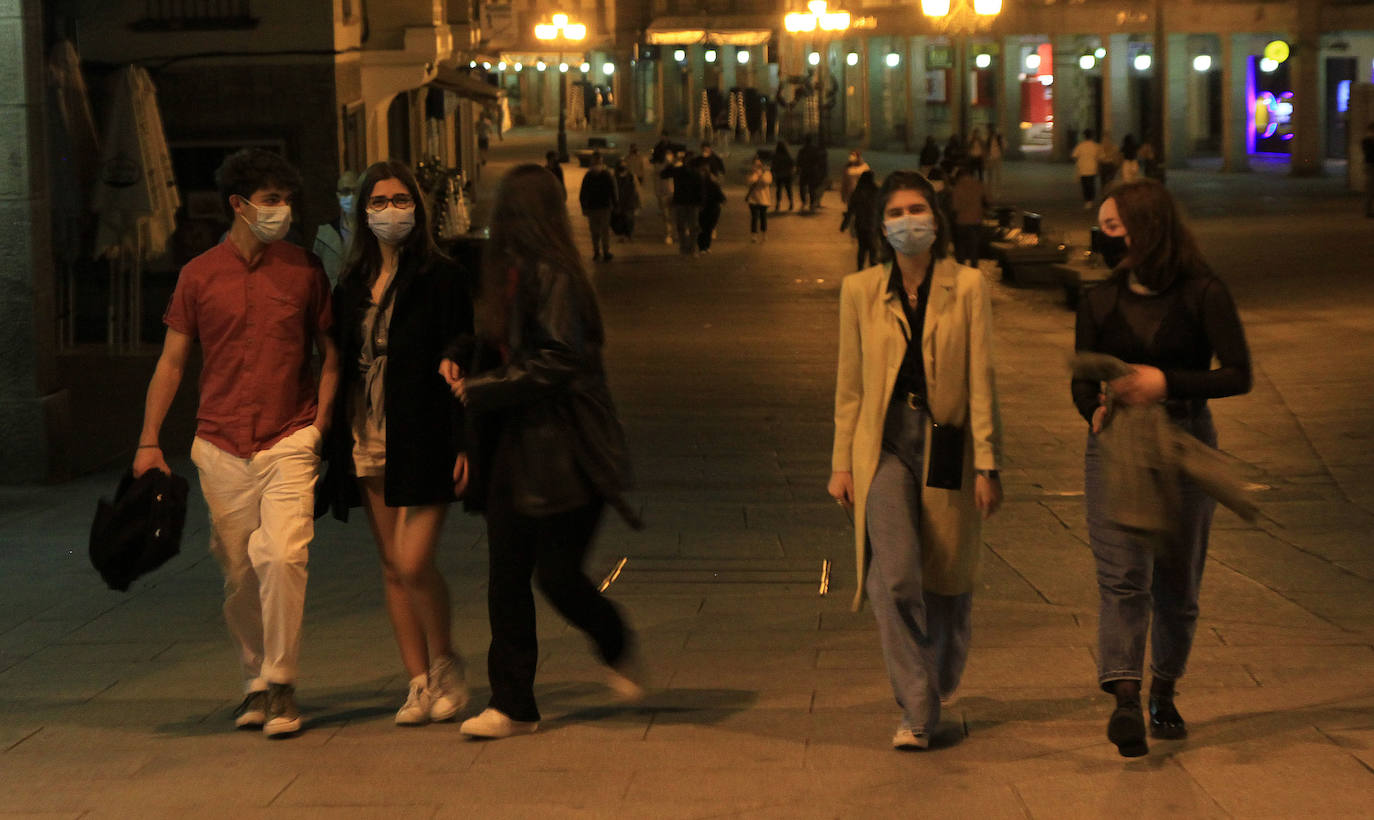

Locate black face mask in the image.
[1099,233,1129,269]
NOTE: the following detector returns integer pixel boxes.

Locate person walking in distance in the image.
[697,159,727,254]
[320,160,476,727]
[842,169,880,271]
[612,160,641,242]
[950,162,987,269]
[578,152,618,262]
[840,150,871,206]
[132,148,339,739]
[745,155,773,243]
[1074,180,1252,757]
[918,136,941,178]
[662,150,704,255]
[984,129,1005,200]
[1098,130,1122,191]
[771,140,796,212]
[443,164,644,739]
[1073,129,1102,209]
[797,134,828,213]
[544,151,566,200]
[829,170,1003,751]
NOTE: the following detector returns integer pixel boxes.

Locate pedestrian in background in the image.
[700,142,726,182]
[745,154,773,243]
[829,169,1003,751]
[476,112,493,166]
[662,150,703,255]
[1098,131,1121,191]
[312,170,358,285]
[544,151,566,200]
[1072,129,1102,209]
[840,150,871,206]
[797,134,827,212]
[697,159,726,254]
[323,160,474,727]
[653,149,676,244]
[842,169,880,270]
[445,163,644,740]
[578,152,617,262]
[950,162,986,269]
[771,140,796,212]
[624,143,649,185]
[612,160,640,242]
[967,128,987,180]
[1073,180,1252,758]
[985,129,1004,199]
[1119,134,1142,184]
[918,136,941,177]
[1362,122,1374,217]
[133,148,339,739]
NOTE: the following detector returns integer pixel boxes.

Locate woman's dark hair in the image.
[1106,179,1210,290]
[478,163,603,344]
[214,147,302,216]
[875,170,950,262]
[338,160,441,288]
[855,169,877,192]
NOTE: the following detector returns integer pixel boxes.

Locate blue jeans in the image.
[866,400,972,733]
[1085,409,1217,689]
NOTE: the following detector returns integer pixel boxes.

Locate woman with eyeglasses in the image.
[321,160,476,726]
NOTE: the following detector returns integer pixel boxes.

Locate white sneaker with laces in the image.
[427,653,469,722]
[395,677,432,726]
[459,707,538,739]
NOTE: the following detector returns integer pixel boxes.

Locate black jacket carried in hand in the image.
[452,262,640,527]
[320,253,475,519]
[89,469,189,591]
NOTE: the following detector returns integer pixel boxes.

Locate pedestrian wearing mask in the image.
[133,148,339,739]
[745,155,773,243]
[313,170,358,285]
[442,163,644,739]
[1074,180,1251,758]
[320,160,476,727]
[840,151,871,205]
[828,170,1003,751]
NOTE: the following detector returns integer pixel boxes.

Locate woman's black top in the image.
[889,263,933,403]
[321,254,475,517]
[1072,270,1251,423]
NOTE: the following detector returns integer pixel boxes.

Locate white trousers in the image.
[191,425,321,692]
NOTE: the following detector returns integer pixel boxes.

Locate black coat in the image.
[89,469,189,591]
[453,262,640,527]
[321,253,475,517]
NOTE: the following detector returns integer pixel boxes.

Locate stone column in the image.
[859,37,871,149]
[1000,36,1023,159]
[0,0,58,481]
[1051,35,1086,162]
[1163,32,1190,168]
[1101,33,1131,144]
[1289,0,1323,175]
[1220,33,1251,172]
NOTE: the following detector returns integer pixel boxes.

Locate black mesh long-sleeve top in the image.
[1072,271,1252,423]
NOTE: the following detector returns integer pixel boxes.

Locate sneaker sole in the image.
[429,696,468,722]
[264,718,302,738]
[234,715,265,729]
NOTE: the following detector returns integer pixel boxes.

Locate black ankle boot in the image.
[1107,681,1148,757]
[1148,679,1187,739]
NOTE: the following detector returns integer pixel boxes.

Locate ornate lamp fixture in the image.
[785,1,851,34]
[921,0,1002,35]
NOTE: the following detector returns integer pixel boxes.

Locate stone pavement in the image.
[2,130,1373,817]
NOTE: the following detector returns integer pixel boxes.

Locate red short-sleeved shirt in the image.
[164,238,333,458]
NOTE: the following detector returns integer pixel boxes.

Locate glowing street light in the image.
[705,49,717,63]
[846,52,859,67]
[1079,54,1095,70]
[808,51,820,66]
[1134,53,1152,72]
[974,53,991,69]
[1192,55,1212,73]
[785,0,851,33]
[535,12,587,161]
[603,62,615,75]
[737,50,750,65]
[885,52,901,68]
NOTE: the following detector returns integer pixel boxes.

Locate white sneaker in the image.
[233,689,268,729]
[427,653,470,722]
[263,683,302,738]
[395,678,432,726]
[459,707,538,739]
[891,725,929,750]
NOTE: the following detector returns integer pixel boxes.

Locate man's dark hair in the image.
[546,150,559,162]
[1082,128,1096,141]
[590,151,603,165]
[214,148,302,216]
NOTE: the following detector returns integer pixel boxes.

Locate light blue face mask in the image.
[883,213,937,256]
[338,193,356,216]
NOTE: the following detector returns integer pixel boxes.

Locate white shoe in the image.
[892,725,929,750]
[427,653,469,722]
[606,663,647,704]
[263,683,302,738]
[233,689,268,729]
[460,707,538,739]
[395,678,432,726]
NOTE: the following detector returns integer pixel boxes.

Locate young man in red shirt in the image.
[133,148,339,738]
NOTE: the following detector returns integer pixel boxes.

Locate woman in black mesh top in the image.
[1073,180,1251,757]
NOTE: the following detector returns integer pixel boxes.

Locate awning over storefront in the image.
[645,17,774,47]
[431,66,499,101]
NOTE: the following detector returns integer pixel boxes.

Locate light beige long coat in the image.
[832,258,1003,610]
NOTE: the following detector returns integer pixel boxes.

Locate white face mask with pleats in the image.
[239,201,292,244]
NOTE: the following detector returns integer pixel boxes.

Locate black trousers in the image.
[484,496,626,722]
[954,224,980,267]
[773,177,793,210]
[856,237,880,270]
[698,205,722,251]
[749,204,769,233]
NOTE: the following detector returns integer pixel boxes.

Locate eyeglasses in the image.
[365,194,416,212]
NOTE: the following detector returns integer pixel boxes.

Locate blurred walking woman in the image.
[1074,180,1251,757]
[828,170,1003,750]
[445,163,643,739]
[323,160,474,725]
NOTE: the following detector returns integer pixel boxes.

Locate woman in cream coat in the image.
[828,170,1003,750]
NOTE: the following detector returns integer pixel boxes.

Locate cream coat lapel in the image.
[922,258,960,391]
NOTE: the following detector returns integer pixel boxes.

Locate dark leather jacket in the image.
[456,262,640,527]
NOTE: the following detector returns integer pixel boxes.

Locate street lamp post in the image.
[535,13,587,163]
[921,0,1002,139]
[784,1,851,148]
